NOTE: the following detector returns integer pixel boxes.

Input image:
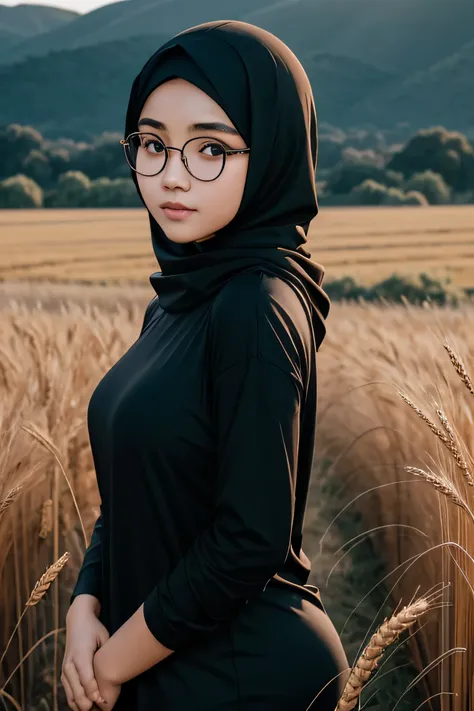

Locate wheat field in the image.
[1,206,474,711]
[1,205,474,287]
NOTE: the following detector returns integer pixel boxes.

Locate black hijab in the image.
[124,20,331,350]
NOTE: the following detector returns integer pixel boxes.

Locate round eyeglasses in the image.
[120,132,251,182]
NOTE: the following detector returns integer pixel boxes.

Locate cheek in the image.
[137,177,168,231]
[201,162,247,229]
[137,176,156,211]
[135,162,248,240]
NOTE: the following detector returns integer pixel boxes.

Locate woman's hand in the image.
[91,648,122,710]
[61,595,109,711]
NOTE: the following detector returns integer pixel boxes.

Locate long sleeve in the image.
[70,511,104,605]
[142,271,311,651]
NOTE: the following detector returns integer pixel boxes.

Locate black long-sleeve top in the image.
[70,269,322,652]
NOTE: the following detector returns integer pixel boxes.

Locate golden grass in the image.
[1,205,474,288]
[309,298,474,711]
[0,285,474,709]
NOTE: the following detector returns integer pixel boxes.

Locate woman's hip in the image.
[228,585,351,707]
[135,585,352,710]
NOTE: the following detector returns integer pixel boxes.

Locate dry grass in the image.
[0,285,474,710]
[306,297,474,711]
[1,205,474,288]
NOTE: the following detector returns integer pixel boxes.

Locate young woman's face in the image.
[136,78,249,245]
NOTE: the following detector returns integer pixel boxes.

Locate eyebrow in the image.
[137,117,240,135]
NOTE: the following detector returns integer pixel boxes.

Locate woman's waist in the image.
[265,573,328,615]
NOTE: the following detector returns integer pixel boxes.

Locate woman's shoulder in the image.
[212,268,309,319]
[209,268,313,376]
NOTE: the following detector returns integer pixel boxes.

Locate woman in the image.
[62,20,353,711]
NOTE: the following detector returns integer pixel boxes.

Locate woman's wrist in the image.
[68,593,101,619]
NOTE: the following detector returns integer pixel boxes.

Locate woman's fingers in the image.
[75,659,106,705]
[63,660,93,711]
[61,671,81,711]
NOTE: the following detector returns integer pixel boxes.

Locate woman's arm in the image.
[93,603,173,685]
[69,511,104,615]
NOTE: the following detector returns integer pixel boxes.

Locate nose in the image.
[161,147,191,191]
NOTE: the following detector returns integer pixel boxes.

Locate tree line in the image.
[1,123,473,208]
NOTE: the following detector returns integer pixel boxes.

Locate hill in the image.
[0,0,256,65]
[0,0,473,77]
[303,53,397,127]
[0,36,169,140]
[0,0,473,136]
[350,38,474,131]
[1,34,473,138]
[248,0,474,74]
[0,36,401,140]
[0,3,78,53]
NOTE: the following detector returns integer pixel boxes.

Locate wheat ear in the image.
[397,391,473,486]
[0,486,23,517]
[443,344,474,396]
[335,596,434,711]
[406,466,474,523]
[39,498,53,539]
[0,552,70,667]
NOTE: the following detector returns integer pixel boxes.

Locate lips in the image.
[160,203,197,222]
[160,202,195,211]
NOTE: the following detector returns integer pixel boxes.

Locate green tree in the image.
[23,149,53,187]
[85,177,141,207]
[45,147,71,182]
[351,179,388,205]
[404,170,451,204]
[326,161,403,195]
[75,133,129,180]
[380,186,406,205]
[49,170,91,207]
[379,186,428,205]
[404,190,429,205]
[0,174,43,207]
[387,126,474,191]
[0,124,44,180]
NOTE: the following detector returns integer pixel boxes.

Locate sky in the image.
[2,0,120,12]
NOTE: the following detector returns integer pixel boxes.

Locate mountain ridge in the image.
[0,0,473,137]
[0,2,78,51]
[1,0,474,75]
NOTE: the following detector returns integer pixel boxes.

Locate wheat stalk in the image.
[397,391,473,486]
[0,552,70,667]
[20,422,88,547]
[335,596,434,711]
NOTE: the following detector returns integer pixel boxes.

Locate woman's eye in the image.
[200,142,226,157]
[144,140,164,154]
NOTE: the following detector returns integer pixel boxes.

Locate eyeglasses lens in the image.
[125,133,225,181]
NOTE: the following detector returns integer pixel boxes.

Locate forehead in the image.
[139,78,228,120]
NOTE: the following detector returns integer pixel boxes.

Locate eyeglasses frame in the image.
[120,132,251,182]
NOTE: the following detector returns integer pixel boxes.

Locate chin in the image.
[165,232,203,245]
